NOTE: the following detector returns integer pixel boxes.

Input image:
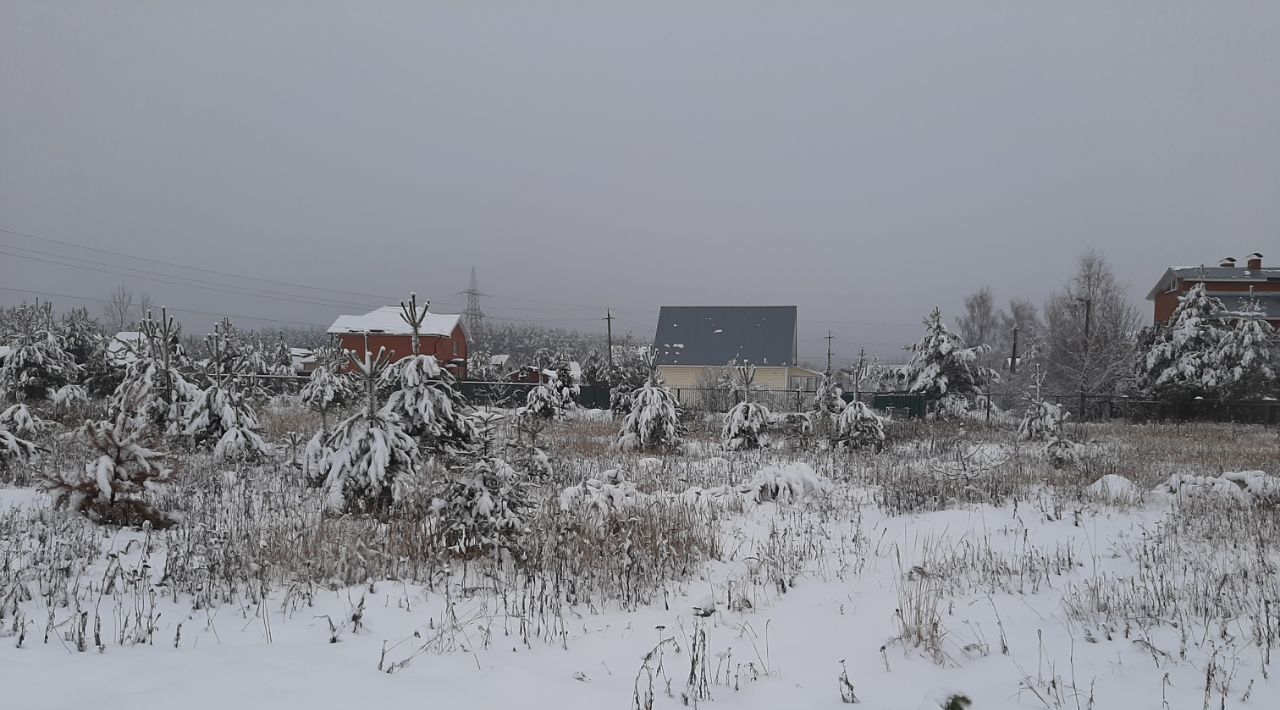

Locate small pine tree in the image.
[0,426,39,474]
[522,380,563,420]
[812,367,845,439]
[1136,283,1230,398]
[901,307,994,410]
[430,456,533,558]
[552,359,580,407]
[379,294,477,458]
[833,401,885,451]
[110,309,199,437]
[615,369,682,453]
[300,346,353,483]
[318,347,421,514]
[608,348,651,413]
[0,301,82,402]
[184,319,269,461]
[722,365,769,450]
[41,419,175,528]
[1017,370,1078,468]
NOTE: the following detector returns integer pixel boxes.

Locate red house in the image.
[1147,253,1280,328]
[327,306,468,378]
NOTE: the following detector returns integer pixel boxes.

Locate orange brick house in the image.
[327,306,468,378]
[1147,253,1280,328]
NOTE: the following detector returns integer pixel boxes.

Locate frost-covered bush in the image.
[0,403,42,438]
[40,419,175,528]
[49,384,89,412]
[0,426,39,474]
[558,469,645,515]
[1154,471,1280,506]
[1017,400,1068,442]
[722,400,769,450]
[1044,436,1080,469]
[430,457,532,557]
[833,401,885,451]
[615,378,682,453]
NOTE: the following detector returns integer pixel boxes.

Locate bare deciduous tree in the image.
[956,286,999,368]
[102,285,134,332]
[1041,250,1139,397]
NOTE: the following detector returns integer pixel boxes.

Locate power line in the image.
[0,246,386,312]
[0,285,333,329]
[0,225,400,302]
[0,240,381,310]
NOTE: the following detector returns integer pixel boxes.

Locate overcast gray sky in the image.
[3,1,1278,365]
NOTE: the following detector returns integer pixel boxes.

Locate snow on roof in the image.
[327,307,462,337]
[490,354,510,366]
[1148,265,1280,299]
[0,346,10,361]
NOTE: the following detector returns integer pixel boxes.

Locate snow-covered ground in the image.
[4,456,1277,710]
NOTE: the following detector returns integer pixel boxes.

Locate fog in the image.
[3,1,1278,365]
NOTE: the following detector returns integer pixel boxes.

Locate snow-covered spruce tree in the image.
[901,307,995,412]
[1135,283,1229,400]
[615,369,682,453]
[522,379,564,420]
[430,456,533,558]
[318,346,421,514]
[1017,369,1078,468]
[507,410,552,480]
[110,309,198,437]
[379,294,477,459]
[0,301,82,403]
[41,418,174,528]
[608,347,651,413]
[552,358,580,408]
[722,365,769,450]
[833,400,885,451]
[1017,370,1069,441]
[811,366,845,439]
[0,425,39,475]
[183,318,268,462]
[0,402,43,438]
[271,332,294,376]
[300,345,353,484]
[1215,296,1276,399]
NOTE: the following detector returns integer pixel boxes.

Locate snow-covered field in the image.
[2,412,1279,710]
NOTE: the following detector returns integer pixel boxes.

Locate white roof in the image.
[327,307,462,337]
[490,354,510,366]
[0,346,10,360]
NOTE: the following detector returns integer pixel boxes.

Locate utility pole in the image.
[603,308,615,369]
[854,347,866,399]
[1076,297,1092,420]
[1008,325,1019,374]
[824,331,835,373]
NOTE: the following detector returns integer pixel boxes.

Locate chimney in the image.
[1218,256,1237,268]
[1246,252,1263,270]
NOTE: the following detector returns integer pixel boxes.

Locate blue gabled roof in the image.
[652,306,798,367]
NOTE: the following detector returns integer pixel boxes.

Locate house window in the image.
[453,340,459,356]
